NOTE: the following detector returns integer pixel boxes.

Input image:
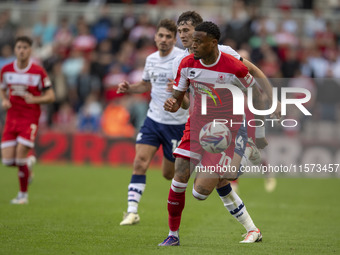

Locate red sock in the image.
[168,188,186,231]
[18,165,30,192]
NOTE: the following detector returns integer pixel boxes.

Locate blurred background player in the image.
[117,19,188,225]
[0,36,55,204]
[160,22,263,246]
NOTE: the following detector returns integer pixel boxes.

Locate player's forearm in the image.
[32,89,55,104]
[172,89,185,111]
[180,93,190,110]
[128,81,151,94]
[0,89,8,101]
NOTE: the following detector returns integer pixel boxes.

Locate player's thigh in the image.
[194,171,220,196]
[1,146,16,160]
[133,144,158,174]
[16,143,31,159]
[161,157,175,180]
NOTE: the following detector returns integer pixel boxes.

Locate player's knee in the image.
[15,158,27,166]
[162,170,174,180]
[2,158,15,166]
[192,187,208,201]
[133,155,149,173]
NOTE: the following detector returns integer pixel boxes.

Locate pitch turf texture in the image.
[0,164,339,255]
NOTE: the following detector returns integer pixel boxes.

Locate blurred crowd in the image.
[0,0,339,137]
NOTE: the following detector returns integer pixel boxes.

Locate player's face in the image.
[154,27,176,55]
[192,31,214,60]
[14,41,31,62]
[177,21,195,49]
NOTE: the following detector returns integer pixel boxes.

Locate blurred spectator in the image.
[52,102,77,133]
[304,8,326,37]
[0,44,15,69]
[62,49,85,88]
[103,63,128,101]
[72,23,97,55]
[281,47,300,78]
[54,17,74,59]
[32,13,57,45]
[101,101,135,137]
[222,0,251,48]
[78,94,103,132]
[128,13,156,48]
[91,4,114,43]
[315,68,340,121]
[0,10,17,48]
[76,60,101,110]
[47,60,69,126]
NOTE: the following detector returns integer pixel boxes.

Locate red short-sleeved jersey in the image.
[0,60,52,123]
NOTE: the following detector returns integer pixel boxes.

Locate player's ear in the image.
[211,38,218,47]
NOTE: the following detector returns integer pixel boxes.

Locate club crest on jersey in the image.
[216,73,226,84]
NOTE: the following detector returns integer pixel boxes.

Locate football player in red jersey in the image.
[159,22,263,246]
[0,36,55,204]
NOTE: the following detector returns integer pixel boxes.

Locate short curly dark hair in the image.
[157,19,177,37]
[195,21,221,41]
[177,11,203,27]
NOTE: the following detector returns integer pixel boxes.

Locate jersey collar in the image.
[199,50,221,67]
[14,59,33,73]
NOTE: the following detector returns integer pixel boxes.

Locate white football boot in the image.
[120,212,140,225]
[240,228,262,243]
[11,192,28,205]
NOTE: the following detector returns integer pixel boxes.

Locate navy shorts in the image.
[136,117,186,162]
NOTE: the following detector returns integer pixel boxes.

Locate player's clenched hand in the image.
[23,93,35,104]
[167,78,174,92]
[164,97,178,112]
[1,98,11,109]
[117,81,130,94]
[255,137,268,149]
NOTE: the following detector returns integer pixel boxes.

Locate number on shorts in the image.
[219,151,231,166]
[30,124,37,140]
[171,139,180,153]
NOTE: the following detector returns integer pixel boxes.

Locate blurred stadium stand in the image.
[0,0,339,171]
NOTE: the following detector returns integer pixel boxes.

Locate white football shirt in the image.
[142,46,188,125]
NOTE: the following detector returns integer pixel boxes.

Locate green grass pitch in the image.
[0,164,339,255]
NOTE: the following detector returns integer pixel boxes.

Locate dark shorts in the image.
[136,117,186,162]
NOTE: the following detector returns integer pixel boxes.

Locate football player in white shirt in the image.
[117,19,189,226]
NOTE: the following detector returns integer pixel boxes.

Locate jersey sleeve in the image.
[231,61,255,91]
[173,58,189,92]
[39,67,52,90]
[172,55,182,79]
[218,45,241,60]
[142,57,151,82]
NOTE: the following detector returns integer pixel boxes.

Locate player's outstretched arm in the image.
[164,89,185,112]
[0,89,11,109]
[24,87,55,104]
[243,59,281,119]
[117,80,151,94]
